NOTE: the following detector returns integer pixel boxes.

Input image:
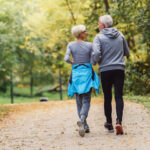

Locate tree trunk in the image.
[103,0,110,13]
[30,69,33,97]
[59,69,63,100]
[65,0,76,25]
[10,72,14,104]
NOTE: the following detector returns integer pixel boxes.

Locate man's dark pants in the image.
[100,69,125,124]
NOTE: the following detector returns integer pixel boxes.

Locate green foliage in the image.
[135,0,150,53]
[124,61,150,95]
[0,0,25,91]
[0,0,150,99]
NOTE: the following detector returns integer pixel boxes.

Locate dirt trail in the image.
[0,98,150,150]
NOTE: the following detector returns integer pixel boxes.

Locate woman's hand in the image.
[70,61,74,65]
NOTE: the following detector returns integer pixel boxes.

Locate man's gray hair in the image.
[71,25,86,38]
[99,15,113,27]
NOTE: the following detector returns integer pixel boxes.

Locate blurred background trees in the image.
[0,0,149,103]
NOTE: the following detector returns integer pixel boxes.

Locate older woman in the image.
[64,25,100,137]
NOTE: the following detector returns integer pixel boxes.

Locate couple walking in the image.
[64,15,129,137]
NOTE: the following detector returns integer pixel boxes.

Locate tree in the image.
[0,0,26,102]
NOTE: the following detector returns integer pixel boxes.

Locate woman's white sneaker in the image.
[77,121,85,137]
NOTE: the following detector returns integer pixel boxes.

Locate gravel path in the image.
[0,98,150,150]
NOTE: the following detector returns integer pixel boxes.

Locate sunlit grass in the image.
[0,86,150,112]
[124,95,150,110]
[0,91,68,104]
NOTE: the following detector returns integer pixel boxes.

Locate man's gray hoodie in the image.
[93,27,129,72]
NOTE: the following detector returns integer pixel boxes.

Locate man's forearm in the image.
[93,35,102,63]
[93,51,101,62]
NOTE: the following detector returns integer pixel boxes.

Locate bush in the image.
[124,60,150,95]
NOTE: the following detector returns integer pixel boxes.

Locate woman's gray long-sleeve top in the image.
[64,41,95,65]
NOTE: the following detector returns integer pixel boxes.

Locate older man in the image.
[93,15,129,135]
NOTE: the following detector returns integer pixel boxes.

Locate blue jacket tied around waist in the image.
[68,63,100,98]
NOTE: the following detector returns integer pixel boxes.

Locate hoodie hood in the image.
[101,28,120,39]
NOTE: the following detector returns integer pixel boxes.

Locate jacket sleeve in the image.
[92,35,102,63]
[89,43,96,65]
[64,44,72,64]
[120,33,130,57]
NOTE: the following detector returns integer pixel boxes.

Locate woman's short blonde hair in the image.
[71,25,86,38]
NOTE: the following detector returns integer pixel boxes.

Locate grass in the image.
[0,89,69,120]
[1,86,150,109]
[0,91,68,105]
[0,85,103,105]
[0,86,150,121]
[0,92,150,122]
[96,94,150,111]
[124,95,150,110]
